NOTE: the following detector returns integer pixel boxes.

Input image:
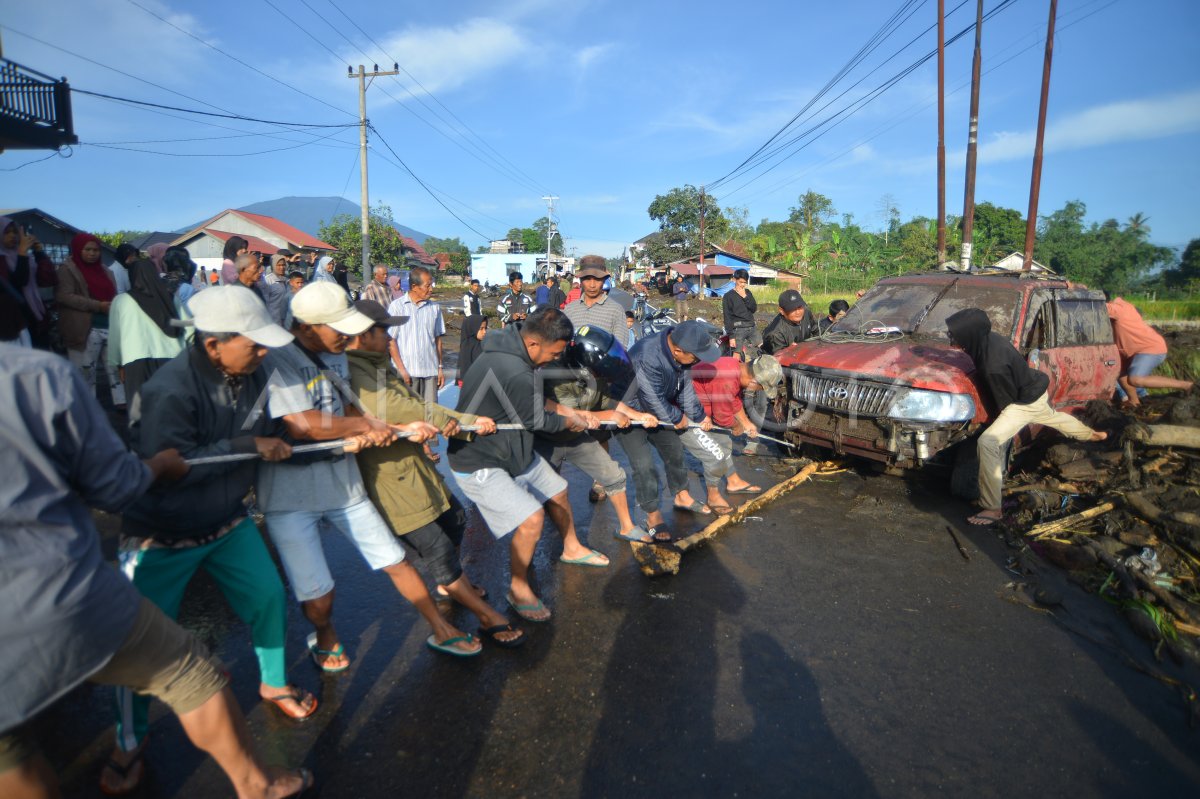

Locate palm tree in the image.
[1126,212,1151,239]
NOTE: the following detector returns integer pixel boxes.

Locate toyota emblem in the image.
[827,386,850,401]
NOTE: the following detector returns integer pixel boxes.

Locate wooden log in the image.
[1126,423,1200,450]
[1125,492,1200,537]
[1026,501,1117,539]
[1007,481,1083,495]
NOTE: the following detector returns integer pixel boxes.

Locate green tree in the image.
[96,230,151,250]
[1036,200,1172,292]
[1164,238,1200,289]
[787,190,836,239]
[970,202,1026,265]
[318,203,408,283]
[531,217,564,255]
[645,185,728,265]
[423,235,470,255]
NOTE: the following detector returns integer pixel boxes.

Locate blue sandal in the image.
[306,632,350,673]
[426,634,481,657]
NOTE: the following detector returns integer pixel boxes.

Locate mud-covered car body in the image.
[773,272,1119,466]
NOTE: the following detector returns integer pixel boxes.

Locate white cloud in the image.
[347,18,528,96]
[979,89,1200,163]
[575,43,613,71]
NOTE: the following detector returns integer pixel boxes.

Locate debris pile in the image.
[1004,391,1200,665]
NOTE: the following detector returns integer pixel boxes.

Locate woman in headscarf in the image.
[146,242,169,275]
[455,314,487,387]
[107,258,184,410]
[387,273,403,301]
[333,260,351,294]
[0,216,52,347]
[56,232,126,407]
[312,255,337,284]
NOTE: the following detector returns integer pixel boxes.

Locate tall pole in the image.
[541,195,558,277]
[936,0,947,265]
[698,186,707,289]
[960,0,984,270]
[1022,0,1058,272]
[348,64,399,281]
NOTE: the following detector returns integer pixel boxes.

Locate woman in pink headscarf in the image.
[56,232,126,407]
[0,216,56,347]
[147,242,169,274]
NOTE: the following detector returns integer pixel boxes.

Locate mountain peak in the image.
[232,196,434,244]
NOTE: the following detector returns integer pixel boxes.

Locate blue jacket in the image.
[627,327,707,425]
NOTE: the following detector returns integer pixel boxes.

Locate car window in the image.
[836,281,1020,340]
[1051,299,1113,347]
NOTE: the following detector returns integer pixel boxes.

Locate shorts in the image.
[452,454,567,538]
[1116,352,1166,400]
[535,435,627,495]
[402,496,468,586]
[0,598,226,773]
[264,497,407,602]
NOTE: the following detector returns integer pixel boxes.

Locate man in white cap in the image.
[259,283,482,669]
[101,285,316,793]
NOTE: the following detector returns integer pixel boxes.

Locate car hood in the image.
[776,339,978,394]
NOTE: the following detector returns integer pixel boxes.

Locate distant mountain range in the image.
[176,196,434,244]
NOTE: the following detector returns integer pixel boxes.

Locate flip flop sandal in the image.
[673,500,712,514]
[506,592,552,623]
[426,634,482,657]
[614,525,654,543]
[478,623,526,648]
[709,504,734,516]
[727,485,763,495]
[263,687,319,721]
[647,527,674,543]
[967,512,1003,527]
[306,632,350,673]
[559,549,610,567]
[99,746,147,796]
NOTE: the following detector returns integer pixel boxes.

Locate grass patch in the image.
[1128,298,1200,322]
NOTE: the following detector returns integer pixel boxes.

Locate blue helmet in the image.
[565,324,634,397]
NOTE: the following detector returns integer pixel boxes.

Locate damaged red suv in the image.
[774,271,1119,491]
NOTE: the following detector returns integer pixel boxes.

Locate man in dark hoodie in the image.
[946,308,1105,525]
[449,307,601,623]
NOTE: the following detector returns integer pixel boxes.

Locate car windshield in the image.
[832,280,1020,340]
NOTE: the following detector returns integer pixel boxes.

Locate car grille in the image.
[789,371,898,417]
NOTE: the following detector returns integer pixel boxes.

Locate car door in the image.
[1042,291,1119,409]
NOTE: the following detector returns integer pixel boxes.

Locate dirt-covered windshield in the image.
[830,280,1020,340]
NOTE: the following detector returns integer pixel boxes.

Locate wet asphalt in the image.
[36,382,1200,798]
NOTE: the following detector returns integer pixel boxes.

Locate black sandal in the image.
[478,622,526,648]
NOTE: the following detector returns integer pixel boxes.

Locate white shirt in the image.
[387,293,445,378]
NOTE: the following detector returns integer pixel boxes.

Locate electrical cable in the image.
[123,0,355,118]
[0,148,72,171]
[81,126,350,157]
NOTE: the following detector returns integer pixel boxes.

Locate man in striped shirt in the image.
[386,266,445,407]
[563,256,625,342]
[360,265,392,307]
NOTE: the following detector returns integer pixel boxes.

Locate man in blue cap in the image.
[617,321,727,541]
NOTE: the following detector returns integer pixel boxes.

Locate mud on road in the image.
[38,434,1200,797]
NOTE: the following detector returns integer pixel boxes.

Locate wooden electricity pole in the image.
[937,0,947,265]
[1022,0,1058,272]
[349,63,399,279]
[960,0,984,269]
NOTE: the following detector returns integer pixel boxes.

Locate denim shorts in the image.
[1116,352,1167,399]
[264,497,407,601]
[452,454,567,538]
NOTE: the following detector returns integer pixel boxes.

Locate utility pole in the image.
[541,195,559,277]
[960,0,984,270]
[1022,0,1058,272]
[348,63,399,280]
[936,0,947,265]
[698,186,707,290]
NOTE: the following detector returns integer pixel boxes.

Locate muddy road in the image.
[39,427,1200,797]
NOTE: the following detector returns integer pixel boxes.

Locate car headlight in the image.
[886,389,975,422]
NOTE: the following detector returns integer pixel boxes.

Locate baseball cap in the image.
[291,282,374,335]
[183,285,293,347]
[669,320,721,363]
[779,290,807,312]
[355,299,409,328]
[749,354,784,399]
[577,254,608,279]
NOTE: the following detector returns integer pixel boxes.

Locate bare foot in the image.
[1090,431,1108,442]
[263,767,313,799]
[967,509,1003,526]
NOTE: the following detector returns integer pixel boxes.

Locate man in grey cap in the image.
[259,283,483,669]
[761,289,820,354]
[617,321,721,540]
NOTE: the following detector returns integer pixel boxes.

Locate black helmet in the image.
[565,324,634,396]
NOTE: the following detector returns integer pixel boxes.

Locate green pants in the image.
[113,518,287,752]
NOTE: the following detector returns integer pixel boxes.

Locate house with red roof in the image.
[171,208,336,272]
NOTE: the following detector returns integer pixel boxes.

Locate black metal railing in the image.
[0,58,78,149]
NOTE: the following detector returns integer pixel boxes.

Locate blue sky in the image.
[3,0,1198,257]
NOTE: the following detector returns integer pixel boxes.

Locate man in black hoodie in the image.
[946,308,1105,525]
[449,307,601,623]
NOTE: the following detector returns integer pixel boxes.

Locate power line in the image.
[0,148,72,171]
[82,127,351,157]
[368,124,498,241]
[123,0,355,118]
[70,88,358,128]
[260,0,347,66]
[320,0,553,195]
